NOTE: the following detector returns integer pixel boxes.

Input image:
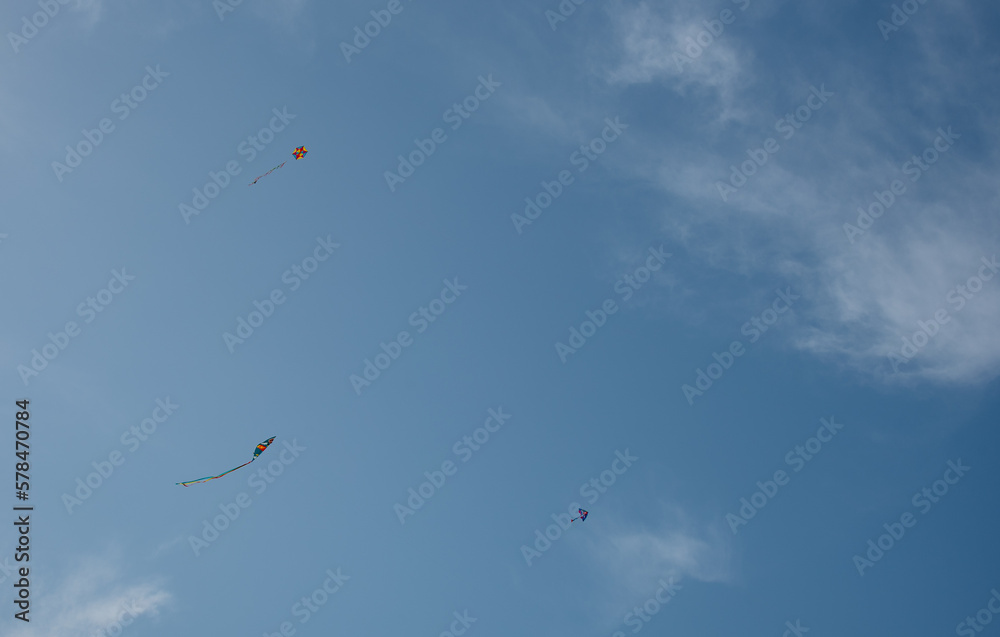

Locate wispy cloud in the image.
[585,0,1000,386]
[1,555,172,637]
[605,1,753,124]
[583,502,733,598]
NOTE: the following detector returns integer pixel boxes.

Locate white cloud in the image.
[0,555,172,637]
[605,1,753,124]
[500,0,999,387]
[583,503,733,595]
[575,502,733,627]
[594,0,1000,386]
[659,152,1000,384]
[791,221,999,380]
[601,527,732,583]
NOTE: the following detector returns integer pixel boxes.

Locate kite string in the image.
[248,162,287,186]
[177,459,255,486]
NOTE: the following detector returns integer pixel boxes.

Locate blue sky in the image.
[1,0,999,636]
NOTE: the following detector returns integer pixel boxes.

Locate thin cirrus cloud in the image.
[592,0,1000,386]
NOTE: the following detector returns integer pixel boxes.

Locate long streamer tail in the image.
[176,459,254,487]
